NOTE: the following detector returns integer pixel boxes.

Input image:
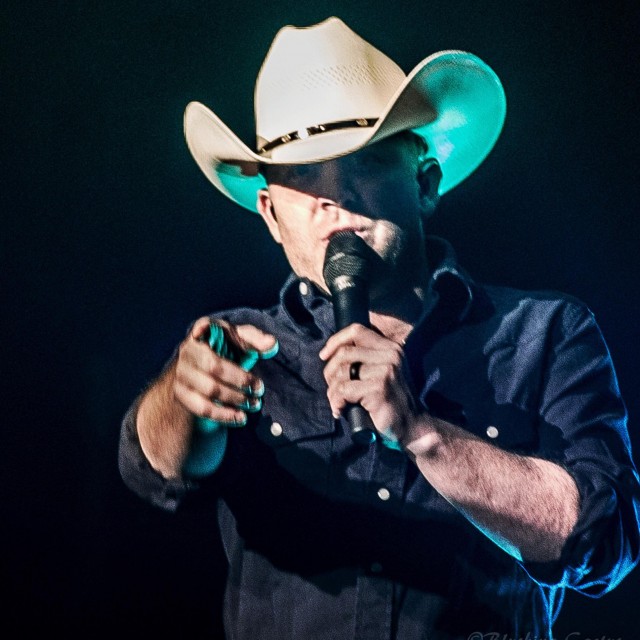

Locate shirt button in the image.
[486,425,499,439]
[377,487,391,501]
[370,562,383,573]
[270,422,283,437]
[298,281,309,296]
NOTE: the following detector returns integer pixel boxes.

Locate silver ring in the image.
[349,361,362,380]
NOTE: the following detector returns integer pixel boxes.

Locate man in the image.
[119,17,640,638]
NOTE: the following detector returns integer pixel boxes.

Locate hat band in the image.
[258,118,378,155]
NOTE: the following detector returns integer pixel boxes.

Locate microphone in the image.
[323,230,377,445]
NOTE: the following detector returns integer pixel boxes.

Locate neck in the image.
[368,277,433,345]
[369,311,414,346]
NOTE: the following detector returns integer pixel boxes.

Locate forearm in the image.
[404,416,580,563]
[137,361,194,480]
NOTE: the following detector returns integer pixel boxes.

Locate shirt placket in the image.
[353,443,408,640]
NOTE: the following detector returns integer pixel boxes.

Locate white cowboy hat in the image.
[184,16,506,213]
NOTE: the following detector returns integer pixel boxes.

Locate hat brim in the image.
[184,50,506,213]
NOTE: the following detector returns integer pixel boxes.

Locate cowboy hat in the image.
[184,16,506,213]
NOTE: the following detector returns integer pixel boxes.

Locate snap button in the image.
[377,487,391,501]
[370,562,383,573]
[270,422,283,437]
[298,281,309,296]
[486,425,499,439]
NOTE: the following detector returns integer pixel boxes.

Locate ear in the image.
[256,189,282,244]
[417,158,442,216]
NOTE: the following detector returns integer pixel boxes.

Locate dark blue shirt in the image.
[119,237,640,639]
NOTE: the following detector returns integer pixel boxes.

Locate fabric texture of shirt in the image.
[119,237,640,639]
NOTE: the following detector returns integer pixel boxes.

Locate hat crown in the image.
[255,17,405,148]
[184,16,506,212]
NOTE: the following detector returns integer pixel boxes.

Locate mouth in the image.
[323,226,369,244]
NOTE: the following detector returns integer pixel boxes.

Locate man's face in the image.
[257,133,439,299]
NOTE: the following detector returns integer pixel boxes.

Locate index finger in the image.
[319,323,384,361]
[181,336,264,396]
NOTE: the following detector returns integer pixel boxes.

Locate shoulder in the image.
[210,303,279,327]
[481,282,590,315]
[206,299,303,345]
[207,302,287,333]
[470,282,598,346]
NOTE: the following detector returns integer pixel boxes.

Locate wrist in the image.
[400,413,442,458]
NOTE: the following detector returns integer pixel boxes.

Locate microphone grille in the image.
[322,231,371,287]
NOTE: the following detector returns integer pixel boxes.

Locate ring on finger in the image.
[349,361,362,380]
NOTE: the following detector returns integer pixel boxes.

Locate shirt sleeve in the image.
[117,311,246,511]
[521,302,640,595]
[118,389,199,512]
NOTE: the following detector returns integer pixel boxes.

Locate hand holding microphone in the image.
[321,230,418,449]
[322,231,378,445]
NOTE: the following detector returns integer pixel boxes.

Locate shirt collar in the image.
[278,235,474,338]
[424,236,474,324]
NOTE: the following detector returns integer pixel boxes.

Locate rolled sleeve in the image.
[118,394,198,512]
[522,303,640,593]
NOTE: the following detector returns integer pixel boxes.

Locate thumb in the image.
[199,320,278,371]
[233,324,279,359]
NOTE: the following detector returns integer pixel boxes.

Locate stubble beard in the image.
[367,226,430,317]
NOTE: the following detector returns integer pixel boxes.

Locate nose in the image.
[315,198,363,239]
[315,179,361,214]
[317,197,340,211]
[310,158,363,214]
[316,199,359,225]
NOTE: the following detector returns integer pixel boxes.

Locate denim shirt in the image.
[119,237,640,639]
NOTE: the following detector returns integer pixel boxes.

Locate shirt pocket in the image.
[423,383,540,455]
[466,401,540,455]
[254,377,336,495]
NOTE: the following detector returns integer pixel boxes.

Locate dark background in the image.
[3,1,639,637]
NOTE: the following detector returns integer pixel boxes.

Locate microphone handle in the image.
[345,404,377,445]
[331,278,377,445]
